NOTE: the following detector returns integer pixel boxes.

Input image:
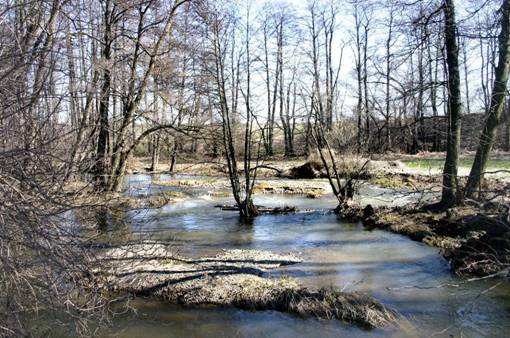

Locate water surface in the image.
[103,175,510,337]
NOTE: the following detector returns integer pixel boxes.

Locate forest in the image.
[1,0,510,336]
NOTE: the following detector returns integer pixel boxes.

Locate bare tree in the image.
[0,1,110,334]
[105,0,190,192]
[204,1,260,218]
[441,0,463,207]
[465,0,510,198]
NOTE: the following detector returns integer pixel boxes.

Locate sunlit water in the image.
[100,175,510,337]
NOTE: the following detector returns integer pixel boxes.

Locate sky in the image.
[241,0,497,119]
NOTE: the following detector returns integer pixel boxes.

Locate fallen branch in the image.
[216,204,298,214]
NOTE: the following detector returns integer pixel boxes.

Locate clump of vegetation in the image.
[153,178,221,188]
[252,181,326,198]
[286,160,325,179]
[101,245,397,328]
[306,189,324,199]
[370,175,413,189]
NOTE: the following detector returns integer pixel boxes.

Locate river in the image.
[98,174,510,337]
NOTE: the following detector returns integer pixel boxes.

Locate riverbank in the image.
[80,172,510,336]
[122,154,510,279]
[338,202,510,278]
[129,152,510,182]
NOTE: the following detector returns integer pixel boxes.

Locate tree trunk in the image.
[385,9,394,151]
[169,143,177,173]
[149,134,160,172]
[94,0,113,190]
[354,5,363,153]
[428,31,440,151]
[462,39,471,115]
[464,0,510,198]
[414,23,425,153]
[363,22,370,147]
[65,27,78,128]
[440,0,463,207]
[239,198,259,219]
[506,102,510,151]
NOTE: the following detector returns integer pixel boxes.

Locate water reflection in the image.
[93,207,135,245]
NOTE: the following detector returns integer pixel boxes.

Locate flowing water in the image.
[100,174,510,337]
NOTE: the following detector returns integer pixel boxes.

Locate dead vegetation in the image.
[281,159,373,181]
[97,244,397,328]
[350,203,510,277]
[253,181,327,198]
[152,176,332,199]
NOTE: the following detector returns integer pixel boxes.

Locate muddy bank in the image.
[152,177,332,199]
[98,244,397,328]
[338,203,510,277]
[130,157,378,180]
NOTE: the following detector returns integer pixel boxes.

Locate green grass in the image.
[403,157,510,170]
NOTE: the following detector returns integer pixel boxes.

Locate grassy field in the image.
[402,157,510,170]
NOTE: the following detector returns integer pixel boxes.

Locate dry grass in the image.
[370,175,413,189]
[253,181,327,198]
[153,178,223,188]
[98,244,397,328]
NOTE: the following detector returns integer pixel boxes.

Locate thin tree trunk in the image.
[462,39,471,115]
[169,142,177,173]
[354,6,363,153]
[441,0,463,206]
[66,26,78,128]
[385,9,393,151]
[464,0,510,198]
[428,31,440,151]
[414,26,425,154]
[363,22,370,147]
[506,102,510,151]
[95,0,113,189]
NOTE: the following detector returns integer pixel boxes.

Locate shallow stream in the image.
[101,174,510,337]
